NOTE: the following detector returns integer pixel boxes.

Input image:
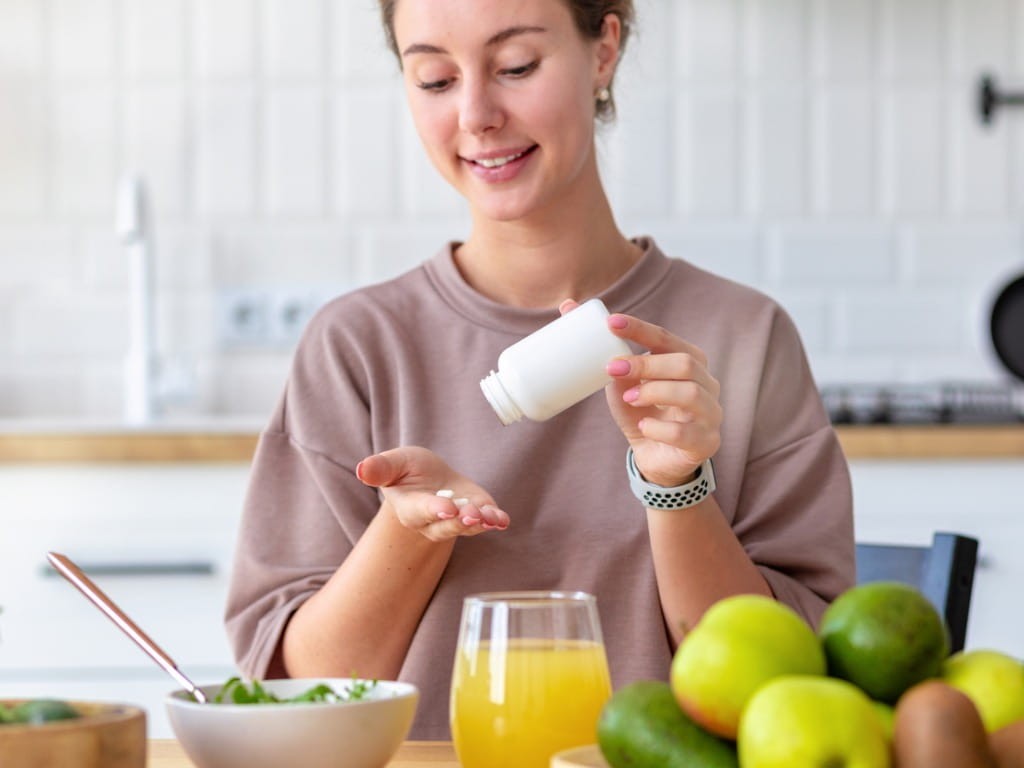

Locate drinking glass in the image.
[450,591,612,768]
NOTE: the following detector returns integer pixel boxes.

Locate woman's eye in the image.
[500,61,538,78]
[417,78,452,92]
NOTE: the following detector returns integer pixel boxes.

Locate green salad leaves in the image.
[213,677,378,705]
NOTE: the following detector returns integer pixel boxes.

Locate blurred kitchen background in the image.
[2,0,1023,738]
[1,0,1023,421]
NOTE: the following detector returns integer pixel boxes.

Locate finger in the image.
[608,353,719,396]
[558,298,580,316]
[607,314,707,362]
[431,498,509,529]
[637,417,721,456]
[621,379,720,413]
[476,504,510,529]
[356,450,408,488]
[422,514,501,542]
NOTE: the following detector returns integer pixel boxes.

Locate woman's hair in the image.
[377,0,635,121]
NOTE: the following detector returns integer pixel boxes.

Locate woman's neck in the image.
[454,187,642,309]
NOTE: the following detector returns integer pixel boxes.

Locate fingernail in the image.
[607,359,631,376]
[461,515,480,526]
[609,314,628,329]
[623,387,640,403]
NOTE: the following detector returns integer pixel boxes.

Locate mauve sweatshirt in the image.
[224,236,855,739]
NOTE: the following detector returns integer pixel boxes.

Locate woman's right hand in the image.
[356,446,509,542]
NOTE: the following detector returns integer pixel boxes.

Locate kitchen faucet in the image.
[116,173,159,424]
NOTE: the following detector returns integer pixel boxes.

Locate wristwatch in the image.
[626,447,716,510]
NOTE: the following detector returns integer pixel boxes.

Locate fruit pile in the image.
[598,584,1024,768]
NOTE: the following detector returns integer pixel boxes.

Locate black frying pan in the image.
[991,272,1024,382]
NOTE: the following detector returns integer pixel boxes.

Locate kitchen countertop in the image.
[1,425,1023,462]
[149,739,459,767]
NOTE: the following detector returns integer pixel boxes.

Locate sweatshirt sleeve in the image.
[729,306,856,629]
[223,302,382,679]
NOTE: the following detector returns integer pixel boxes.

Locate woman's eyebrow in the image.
[401,25,547,57]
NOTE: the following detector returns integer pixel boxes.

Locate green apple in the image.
[943,649,1024,732]
[739,675,890,768]
[670,594,826,740]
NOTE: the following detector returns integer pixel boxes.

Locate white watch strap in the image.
[626,448,716,510]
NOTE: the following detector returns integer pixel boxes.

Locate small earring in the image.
[596,87,611,103]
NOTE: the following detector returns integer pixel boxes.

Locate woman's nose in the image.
[458,80,503,135]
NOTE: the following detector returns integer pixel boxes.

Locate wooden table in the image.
[148,739,459,767]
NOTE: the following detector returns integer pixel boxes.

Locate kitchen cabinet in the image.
[0,464,248,738]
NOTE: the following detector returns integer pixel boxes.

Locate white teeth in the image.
[476,150,526,168]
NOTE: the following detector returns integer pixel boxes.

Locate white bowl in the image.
[165,678,418,768]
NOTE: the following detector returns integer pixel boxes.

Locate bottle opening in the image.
[480,370,523,426]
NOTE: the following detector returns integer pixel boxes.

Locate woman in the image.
[225,0,854,739]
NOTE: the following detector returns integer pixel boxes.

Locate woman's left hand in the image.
[560,300,722,488]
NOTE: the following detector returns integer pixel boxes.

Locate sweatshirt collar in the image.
[423,235,674,336]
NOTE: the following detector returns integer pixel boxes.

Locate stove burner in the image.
[820,382,1024,425]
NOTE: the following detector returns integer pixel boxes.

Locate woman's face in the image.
[392,0,618,223]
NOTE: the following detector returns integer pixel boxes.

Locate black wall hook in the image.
[979,74,1024,125]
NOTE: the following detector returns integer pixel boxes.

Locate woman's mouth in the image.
[464,146,538,181]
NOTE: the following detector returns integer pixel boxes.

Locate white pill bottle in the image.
[480,298,632,425]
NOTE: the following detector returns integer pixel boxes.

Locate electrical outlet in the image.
[218,289,270,346]
[268,290,320,345]
[218,286,345,347]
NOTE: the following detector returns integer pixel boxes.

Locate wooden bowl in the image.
[0,700,146,768]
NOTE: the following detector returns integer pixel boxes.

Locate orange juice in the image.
[450,637,612,768]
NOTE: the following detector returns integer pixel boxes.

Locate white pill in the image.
[453,498,470,508]
[435,489,454,498]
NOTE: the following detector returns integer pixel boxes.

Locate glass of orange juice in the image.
[450,591,612,768]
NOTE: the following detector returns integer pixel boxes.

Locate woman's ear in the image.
[594,13,622,86]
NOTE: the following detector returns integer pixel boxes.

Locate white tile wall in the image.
[1,0,1022,419]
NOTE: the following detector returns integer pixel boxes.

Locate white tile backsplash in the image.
[124,0,187,80]
[0,0,44,79]
[748,88,808,214]
[680,0,740,79]
[333,87,400,216]
[52,87,117,216]
[950,0,1013,77]
[265,86,326,216]
[264,0,325,79]
[50,0,116,80]
[196,86,257,215]
[813,87,877,214]
[195,0,256,79]
[0,85,47,217]
[124,86,190,216]
[815,0,877,81]
[2,0,1022,419]
[748,0,809,81]
[880,88,946,214]
[881,0,947,80]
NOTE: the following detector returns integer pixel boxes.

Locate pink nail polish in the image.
[609,314,628,329]
[607,359,631,376]
[624,387,640,403]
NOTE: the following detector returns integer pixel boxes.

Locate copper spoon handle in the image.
[47,551,208,703]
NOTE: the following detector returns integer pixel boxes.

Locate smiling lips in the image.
[464,145,538,180]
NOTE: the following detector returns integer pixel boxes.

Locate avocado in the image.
[598,681,738,768]
[10,699,81,725]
